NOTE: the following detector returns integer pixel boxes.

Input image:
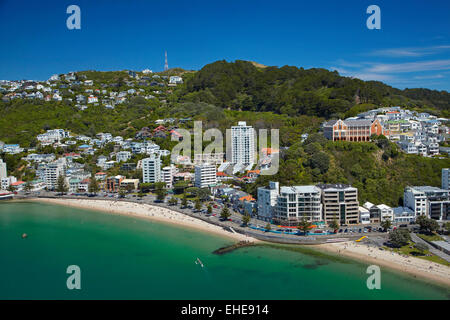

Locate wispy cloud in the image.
[367,59,450,73]
[413,74,444,80]
[329,42,450,90]
[369,45,450,57]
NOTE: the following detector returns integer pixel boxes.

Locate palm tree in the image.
[381,218,392,232]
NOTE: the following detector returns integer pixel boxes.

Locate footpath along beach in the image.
[28,198,450,288]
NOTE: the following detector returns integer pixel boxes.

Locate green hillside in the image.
[176,60,450,118]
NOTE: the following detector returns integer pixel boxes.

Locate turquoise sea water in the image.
[0,201,449,300]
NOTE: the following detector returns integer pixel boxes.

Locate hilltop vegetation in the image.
[176,60,450,118]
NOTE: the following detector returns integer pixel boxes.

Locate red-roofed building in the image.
[170,129,183,141]
[247,170,260,179]
[11,181,26,191]
[261,148,279,156]
[64,152,81,159]
[95,172,107,180]
[239,195,255,202]
[154,125,166,132]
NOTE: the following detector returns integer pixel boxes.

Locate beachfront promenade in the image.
[16,191,388,245]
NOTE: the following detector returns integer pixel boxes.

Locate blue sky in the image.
[0,0,449,90]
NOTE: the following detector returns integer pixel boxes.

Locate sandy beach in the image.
[31,198,258,243]
[314,241,450,287]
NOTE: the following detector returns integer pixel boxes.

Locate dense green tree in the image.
[56,175,68,194]
[194,199,202,212]
[242,214,251,226]
[220,207,231,220]
[389,229,411,248]
[416,215,440,234]
[297,215,312,235]
[88,177,99,194]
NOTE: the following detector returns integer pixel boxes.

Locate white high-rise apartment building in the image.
[404,186,450,221]
[443,168,449,190]
[231,121,255,165]
[0,158,7,179]
[194,163,217,188]
[274,185,323,224]
[44,160,65,190]
[142,155,161,183]
[161,165,178,188]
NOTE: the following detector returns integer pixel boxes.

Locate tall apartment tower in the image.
[317,184,359,225]
[44,161,64,190]
[442,168,449,190]
[230,121,255,165]
[194,163,217,188]
[164,51,168,71]
[142,155,161,183]
[0,158,7,179]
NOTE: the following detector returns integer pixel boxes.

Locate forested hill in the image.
[177,60,450,118]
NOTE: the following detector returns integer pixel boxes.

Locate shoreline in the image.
[313,241,450,288]
[27,198,259,243]
[10,198,450,288]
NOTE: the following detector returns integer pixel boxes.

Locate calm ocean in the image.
[0,201,448,299]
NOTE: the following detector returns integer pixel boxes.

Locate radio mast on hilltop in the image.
[164,51,168,71]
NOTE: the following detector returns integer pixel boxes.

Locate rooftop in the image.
[280,185,320,194]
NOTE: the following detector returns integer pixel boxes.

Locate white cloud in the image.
[367,59,450,73]
[413,74,445,80]
[370,45,450,57]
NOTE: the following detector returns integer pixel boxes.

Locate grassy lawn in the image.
[387,242,450,267]
[416,233,444,242]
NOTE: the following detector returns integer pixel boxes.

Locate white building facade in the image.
[230,121,255,165]
[194,163,217,188]
[142,155,161,183]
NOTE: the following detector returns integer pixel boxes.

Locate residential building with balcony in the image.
[317,184,359,225]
